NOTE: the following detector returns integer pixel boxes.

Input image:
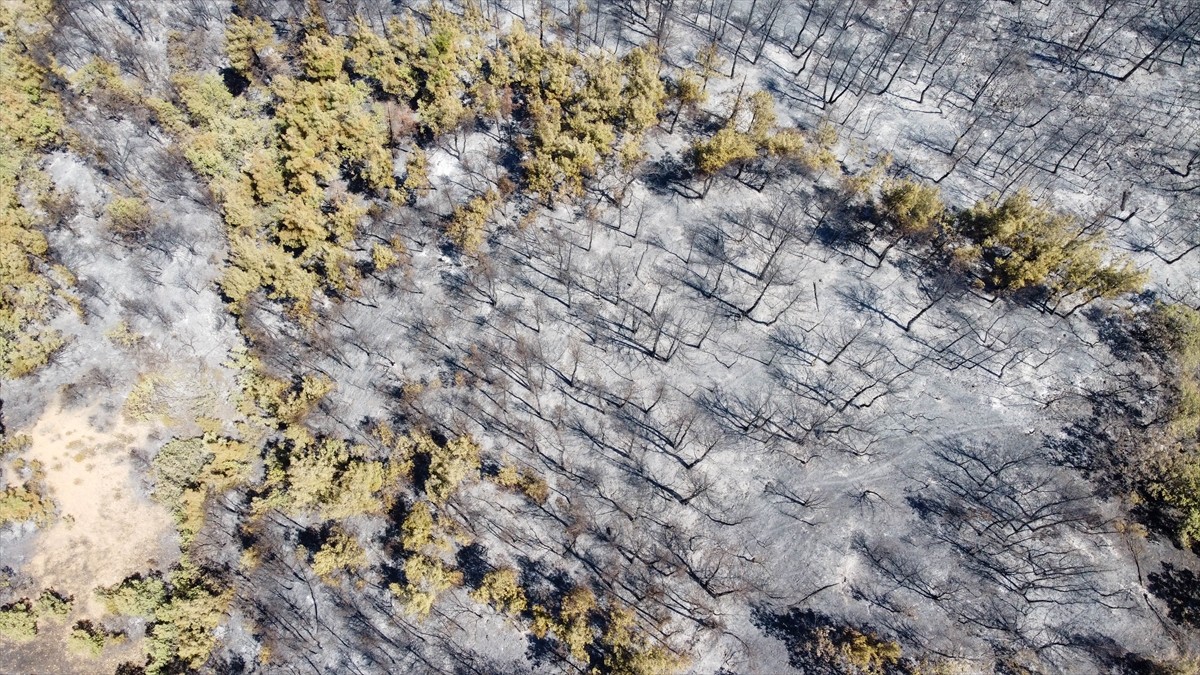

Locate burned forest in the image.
[2,0,1200,673]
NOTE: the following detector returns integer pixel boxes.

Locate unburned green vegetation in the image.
[876,182,1145,310]
[96,564,231,675]
[67,620,124,657]
[956,190,1145,304]
[0,599,38,642]
[0,588,74,643]
[0,1,74,379]
[691,88,835,195]
[1132,303,1200,547]
[0,458,55,527]
[3,0,1188,673]
[152,434,254,546]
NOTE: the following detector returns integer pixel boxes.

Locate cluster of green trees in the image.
[527,586,683,674]
[0,589,72,642]
[96,564,231,675]
[66,620,125,657]
[1133,303,1200,547]
[261,433,400,519]
[500,24,665,202]
[240,381,677,673]
[152,434,254,546]
[0,1,75,378]
[878,181,1146,308]
[58,6,707,669]
[98,350,303,670]
[391,497,466,617]
[82,3,676,324]
[493,458,550,505]
[474,569,682,673]
[691,89,837,195]
[111,289,683,672]
[808,625,904,675]
[0,457,55,527]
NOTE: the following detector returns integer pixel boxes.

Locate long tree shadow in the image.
[1057,631,1186,675]
[1148,563,1200,629]
[752,606,907,674]
[455,542,491,590]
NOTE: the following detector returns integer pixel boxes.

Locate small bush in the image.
[879,180,944,239]
[494,461,550,505]
[391,554,463,618]
[602,604,685,675]
[0,600,37,641]
[1146,303,1200,368]
[1149,456,1200,548]
[0,460,54,526]
[692,127,756,177]
[446,190,500,253]
[424,435,481,503]
[34,589,72,619]
[472,567,527,615]
[310,528,367,584]
[96,574,168,618]
[401,501,435,552]
[67,620,123,657]
[105,321,144,348]
[105,196,153,240]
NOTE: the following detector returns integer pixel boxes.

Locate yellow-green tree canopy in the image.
[957,190,1146,299]
[0,4,72,378]
[692,127,757,176]
[879,179,945,238]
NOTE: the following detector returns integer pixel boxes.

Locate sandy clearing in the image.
[18,401,177,617]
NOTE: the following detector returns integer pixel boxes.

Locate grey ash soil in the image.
[3,0,1200,673]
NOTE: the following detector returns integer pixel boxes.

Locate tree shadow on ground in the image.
[1059,631,1184,675]
[455,542,490,590]
[752,606,826,671]
[1148,562,1200,629]
[752,606,906,674]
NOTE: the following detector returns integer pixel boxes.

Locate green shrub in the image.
[692,127,757,177]
[225,15,277,77]
[425,435,481,503]
[153,435,254,544]
[143,563,232,675]
[34,589,72,619]
[0,22,71,379]
[879,180,945,239]
[472,567,527,615]
[0,460,54,526]
[96,574,168,618]
[446,190,499,253]
[311,528,367,584]
[494,461,550,505]
[602,604,685,675]
[956,191,1145,299]
[67,620,123,657]
[1147,304,1200,368]
[1149,456,1200,547]
[391,554,463,618]
[0,600,37,642]
[105,196,153,240]
[401,501,435,552]
[274,437,395,519]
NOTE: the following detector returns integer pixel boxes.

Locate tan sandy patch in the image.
[19,402,178,616]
